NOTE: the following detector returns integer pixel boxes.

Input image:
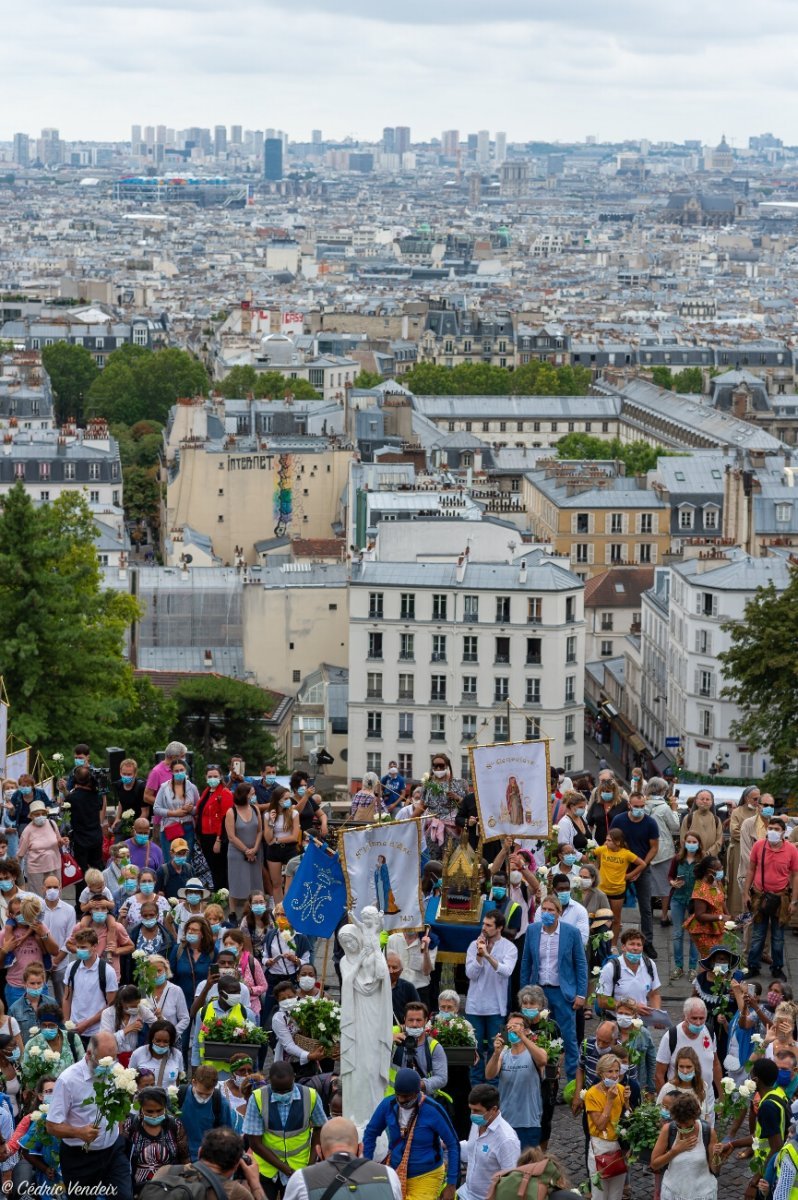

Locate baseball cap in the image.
[171,838,189,853]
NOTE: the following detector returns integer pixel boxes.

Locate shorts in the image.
[606,892,627,901]
[266,842,296,864]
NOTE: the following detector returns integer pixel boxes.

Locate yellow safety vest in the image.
[775,1142,798,1200]
[250,1085,318,1180]
[386,1034,452,1104]
[198,1000,247,1073]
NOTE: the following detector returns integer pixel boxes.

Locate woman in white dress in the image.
[651,1093,718,1200]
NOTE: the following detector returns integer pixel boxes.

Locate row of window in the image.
[364,710,576,744]
[571,513,658,535]
[571,543,657,565]
[363,671,578,709]
[365,592,575,625]
[365,631,577,665]
[364,746,577,779]
[12,461,108,481]
[678,507,718,530]
[37,489,110,504]
[445,419,612,434]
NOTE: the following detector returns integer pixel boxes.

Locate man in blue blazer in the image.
[520,895,588,1080]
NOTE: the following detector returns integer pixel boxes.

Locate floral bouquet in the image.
[166,1083,181,1114]
[589,929,614,956]
[20,1043,62,1092]
[715,1075,757,1130]
[616,1100,662,1163]
[292,996,341,1053]
[132,949,159,997]
[116,808,136,837]
[80,1059,138,1152]
[200,1014,271,1047]
[542,825,562,865]
[429,1015,477,1048]
[209,887,230,909]
[420,772,446,798]
[529,1011,564,1061]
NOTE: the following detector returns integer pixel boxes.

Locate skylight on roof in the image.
[711,470,722,479]
[614,583,625,593]
[674,471,685,481]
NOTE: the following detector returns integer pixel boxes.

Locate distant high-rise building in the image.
[156,125,167,146]
[130,124,142,153]
[144,126,155,148]
[467,133,478,159]
[312,129,322,145]
[264,137,283,180]
[494,131,506,164]
[214,125,227,155]
[382,127,395,154]
[252,130,264,158]
[199,129,212,154]
[394,126,411,156]
[469,172,482,206]
[442,129,459,157]
[12,133,30,167]
[39,128,62,167]
[231,125,243,145]
[477,130,490,166]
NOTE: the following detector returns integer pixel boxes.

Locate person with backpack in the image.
[21,1004,83,1080]
[45,1030,134,1200]
[151,1126,267,1200]
[363,1067,458,1200]
[194,977,259,1078]
[389,1001,449,1101]
[62,927,119,1041]
[650,1092,718,1200]
[654,997,722,1111]
[718,1058,790,1194]
[283,1116,401,1200]
[595,928,662,1016]
[179,1065,234,1161]
[242,1060,327,1199]
[122,1085,190,1193]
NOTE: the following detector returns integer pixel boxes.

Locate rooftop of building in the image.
[584,566,655,608]
[673,547,794,591]
[351,549,581,592]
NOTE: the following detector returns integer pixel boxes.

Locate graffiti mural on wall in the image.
[273,454,293,536]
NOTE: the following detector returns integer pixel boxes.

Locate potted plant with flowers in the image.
[616,1100,663,1164]
[291,996,341,1059]
[201,1014,271,1063]
[429,1013,478,1067]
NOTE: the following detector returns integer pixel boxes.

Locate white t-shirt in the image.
[655,1023,717,1107]
[598,955,661,1006]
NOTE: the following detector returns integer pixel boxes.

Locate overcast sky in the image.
[6,0,798,145]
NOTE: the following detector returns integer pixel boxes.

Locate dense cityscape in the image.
[2,78,798,1200]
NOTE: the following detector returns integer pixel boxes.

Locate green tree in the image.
[41,342,99,424]
[401,362,457,394]
[172,675,285,768]
[719,573,798,795]
[87,346,208,425]
[0,485,141,751]
[554,433,614,459]
[651,366,674,390]
[353,370,383,389]
[448,362,509,394]
[123,466,161,527]
[219,365,259,398]
[555,433,670,475]
[114,675,177,772]
[673,367,704,394]
[255,373,320,400]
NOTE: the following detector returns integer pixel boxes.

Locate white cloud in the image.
[5,0,798,143]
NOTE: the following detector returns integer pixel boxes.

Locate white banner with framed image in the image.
[469,738,551,840]
[340,818,424,932]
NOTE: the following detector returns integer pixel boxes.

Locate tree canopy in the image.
[217,366,320,400]
[650,366,704,394]
[401,360,592,396]
[41,342,99,424]
[0,484,142,751]
[719,571,798,796]
[353,369,384,389]
[555,432,672,475]
[172,675,285,769]
[86,345,209,425]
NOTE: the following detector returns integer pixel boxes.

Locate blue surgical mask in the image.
[297,786,307,797]
[629,808,645,820]
[556,891,571,905]
[74,758,86,767]
[93,1061,111,1075]
[124,880,137,893]
[7,1049,20,1062]
[660,1107,671,1119]
[687,1022,703,1035]
[140,883,155,895]
[207,778,220,789]
[762,806,775,818]
[186,892,202,905]
[677,1069,695,1082]
[470,1114,486,1127]
[224,945,240,957]
[491,887,506,900]
[507,1031,521,1044]
[265,775,277,785]
[251,904,266,916]
[142,918,158,929]
[152,1044,169,1056]
[135,834,149,846]
[26,986,43,997]
[574,809,586,818]
[714,870,724,882]
[541,912,557,928]
[186,933,199,945]
[281,798,292,809]
[625,951,642,964]
[271,1089,294,1101]
[0,881,12,893]
[522,1008,539,1020]
[173,772,186,783]
[76,948,91,961]
[41,1028,58,1041]
[173,856,187,867]
[20,787,31,797]
[121,776,134,785]
[777,1069,793,1089]
[210,923,222,934]
[714,962,729,975]
[144,1112,166,1124]
[92,911,108,924]
[155,973,167,987]
[563,854,577,866]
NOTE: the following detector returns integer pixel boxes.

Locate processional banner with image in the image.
[341,818,424,932]
[469,739,551,840]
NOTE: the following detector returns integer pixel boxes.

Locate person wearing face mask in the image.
[124,899,175,973]
[190,949,253,1027]
[534,872,590,948]
[253,761,281,810]
[225,783,264,917]
[169,916,215,1015]
[45,1030,134,1200]
[270,981,326,1076]
[68,897,133,979]
[683,855,734,962]
[612,996,656,1095]
[654,997,722,1107]
[385,927,439,1008]
[263,788,300,904]
[520,897,587,1083]
[668,831,703,981]
[363,1067,459,1200]
[7,962,55,1041]
[691,947,744,1062]
[290,770,327,840]
[485,1014,547,1150]
[63,928,119,1041]
[39,874,74,1004]
[99,982,146,1064]
[650,1092,718,1200]
[609,796,660,958]
[465,912,518,1085]
[422,755,466,856]
[155,837,193,901]
[155,759,199,861]
[642,778,681,929]
[575,863,613,970]
[742,818,798,983]
[572,1020,620,1116]
[16,800,66,897]
[381,761,407,815]
[175,1064,234,1162]
[130,1019,184,1088]
[244,1062,328,1193]
[15,1074,62,1192]
[10,774,50,842]
[122,1084,190,1187]
[0,861,34,926]
[120,869,171,936]
[656,1046,713,1124]
[389,1001,449,1103]
[584,1053,630,1200]
[1,895,59,1009]
[556,792,591,856]
[103,842,133,894]
[122,817,164,874]
[196,765,234,890]
[596,928,662,1016]
[680,790,723,861]
[461,1082,520,1200]
[738,792,774,902]
[0,780,19,860]
[727,786,761,916]
[586,773,629,846]
[173,877,212,940]
[197,976,259,1079]
[262,906,311,1016]
[717,1058,790,1185]
[139,956,190,1042]
[219,1052,256,1133]
[222,929,268,1015]
[111,757,148,836]
[0,1033,22,1120]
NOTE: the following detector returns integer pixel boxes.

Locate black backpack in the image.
[138,1162,226,1200]
[66,957,112,1000]
[177,1084,222,1123]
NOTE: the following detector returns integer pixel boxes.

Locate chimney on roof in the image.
[456,552,468,584]
[519,559,527,584]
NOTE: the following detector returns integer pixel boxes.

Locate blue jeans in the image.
[160,822,195,861]
[542,984,579,1081]
[670,896,698,970]
[516,1127,542,1149]
[466,1012,503,1085]
[749,911,786,973]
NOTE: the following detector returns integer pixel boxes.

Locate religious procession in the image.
[0,730,794,1200]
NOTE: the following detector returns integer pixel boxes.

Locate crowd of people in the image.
[0,741,796,1200]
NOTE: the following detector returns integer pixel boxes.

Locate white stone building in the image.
[348,550,585,783]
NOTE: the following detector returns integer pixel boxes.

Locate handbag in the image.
[593,1148,626,1180]
[753,845,789,920]
[163,822,185,841]
[60,848,84,887]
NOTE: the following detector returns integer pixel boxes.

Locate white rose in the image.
[122,809,135,819]
[318,1022,326,1032]
[539,1010,550,1020]
[29,1026,39,1036]
[751,1034,765,1045]
[124,1081,138,1095]
[29,1046,42,1057]
[721,1077,736,1095]
[604,931,614,941]
[580,1088,587,1099]
[98,1056,114,1067]
[64,1020,76,1031]
[552,823,560,832]
[739,967,748,975]
[132,949,146,960]
[752,1137,762,1153]
[43,1049,58,1061]
[167,1085,179,1097]
[591,966,601,976]
[219,888,229,899]
[724,921,737,931]
[631,1018,643,1029]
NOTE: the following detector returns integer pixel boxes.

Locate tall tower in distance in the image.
[382,127,395,154]
[494,131,507,165]
[214,125,227,156]
[13,134,30,167]
[476,130,490,166]
[394,126,411,157]
[264,137,283,180]
[442,130,459,157]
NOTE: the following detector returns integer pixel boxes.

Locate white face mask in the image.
[192,1090,213,1105]
[32,816,47,827]
[279,997,298,1011]
[45,888,60,902]
[298,977,315,992]
[768,830,783,844]
[432,769,447,779]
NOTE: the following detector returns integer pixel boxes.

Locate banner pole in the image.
[318,936,332,998]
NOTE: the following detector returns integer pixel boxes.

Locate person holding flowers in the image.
[21,1005,82,1096]
[45,1030,136,1200]
[121,1084,190,1192]
[584,1052,631,1200]
[99,984,147,1066]
[129,1020,183,1088]
[138,954,190,1043]
[485,1011,548,1149]
[614,997,656,1097]
[17,1076,61,1197]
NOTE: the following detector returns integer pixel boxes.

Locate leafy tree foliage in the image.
[41,342,99,424]
[172,675,285,768]
[719,573,798,795]
[217,366,321,401]
[353,370,383,389]
[123,466,161,528]
[0,485,141,751]
[86,345,208,425]
[650,366,704,394]
[555,433,671,475]
[401,360,592,396]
